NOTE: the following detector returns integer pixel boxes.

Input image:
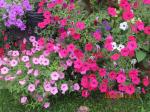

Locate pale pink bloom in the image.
[29,36,36,42]
[35,80,40,86]
[20,96,27,104]
[4,76,15,81]
[43,102,50,109]
[7,50,13,56]
[50,72,60,81]
[23,38,27,44]
[0,59,4,66]
[28,84,35,92]
[73,83,80,91]
[25,62,31,68]
[59,72,65,79]
[10,59,18,67]
[26,50,33,56]
[1,67,9,74]
[50,87,58,95]
[61,83,68,93]
[43,50,50,56]
[66,59,73,66]
[27,69,33,74]
[34,69,39,77]
[31,48,36,54]
[41,58,49,66]
[50,80,56,85]
[19,80,26,85]
[32,41,38,47]
[16,70,22,75]
[32,57,39,65]
[3,57,9,62]
[44,82,51,92]
[21,56,29,62]
[12,50,19,57]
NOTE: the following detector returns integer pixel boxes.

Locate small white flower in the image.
[119,22,128,31]
[117,44,125,51]
[111,42,117,50]
[131,59,137,65]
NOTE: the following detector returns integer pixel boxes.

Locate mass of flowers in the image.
[0,0,32,30]
[0,0,150,111]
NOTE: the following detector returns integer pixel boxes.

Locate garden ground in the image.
[0,89,150,112]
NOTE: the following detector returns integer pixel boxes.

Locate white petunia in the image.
[111,42,117,50]
[119,22,128,31]
[117,44,125,51]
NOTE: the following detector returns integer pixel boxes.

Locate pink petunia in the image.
[10,59,18,67]
[41,58,49,66]
[43,102,50,109]
[89,78,98,90]
[28,84,35,92]
[128,69,139,79]
[108,71,117,80]
[50,87,58,95]
[111,53,120,61]
[19,80,26,85]
[66,59,73,66]
[93,31,101,41]
[81,75,89,89]
[20,96,27,104]
[21,56,29,62]
[73,83,80,91]
[60,19,67,26]
[61,83,68,93]
[142,77,149,87]
[99,83,108,93]
[121,47,129,57]
[85,43,93,51]
[32,57,39,65]
[50,72,60,81]
[132,76,140,85]
[143,0,150,4]
[118,84,126,91]
[127,41,138,51]
[12,50,19,57]
[47,2,56,8]
[116,72,126,83]
[98,68,106,77]
[122,11,134,21]
[136,20,144,31]
[107,7,117,17]
[33,69,39,77]
[59,49,68,58]
[0,67,9,74]
[72,33,80,40]
[82,90,90,98]
[44,82,51,92]
[144,26,150,35]
[125,84,135,95]
[76,21,85,30]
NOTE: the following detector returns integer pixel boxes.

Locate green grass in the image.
[0,89,150,112]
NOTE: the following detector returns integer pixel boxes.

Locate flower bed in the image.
[0,0,150,111]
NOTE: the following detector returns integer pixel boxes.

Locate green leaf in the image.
[136,50,146,62]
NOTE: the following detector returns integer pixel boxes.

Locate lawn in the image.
[0,89,150,112]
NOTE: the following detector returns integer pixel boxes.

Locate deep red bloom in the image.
[82,90,90,98]
[144,26,150,35]
[0,48,4,57]
[85,43,93,51]
[72,33,80,40]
